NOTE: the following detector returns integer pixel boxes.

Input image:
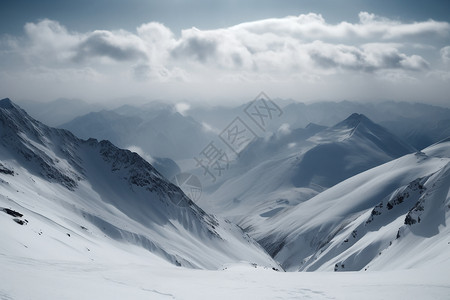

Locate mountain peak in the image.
[348,112,364,119]
[0,98,31,120]
[0,98,41,133]
[305,122,327,131]
[345,112,370,123]
[332,113,374,131]
[0,98,15,109]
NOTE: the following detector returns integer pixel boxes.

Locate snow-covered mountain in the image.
[0,98,278,270]
[256,139,450,271]
[292,113,415,187]
[1,98,449,300]
[199,113,415,236]
[279,101,450,149]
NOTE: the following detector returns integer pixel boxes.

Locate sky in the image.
[0,0,449,105]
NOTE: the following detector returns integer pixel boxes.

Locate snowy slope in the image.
[200,114,414,237]
[257,139,450,271]
[2,253,449,300]
[0,98,449,299]
[0,98,278,270]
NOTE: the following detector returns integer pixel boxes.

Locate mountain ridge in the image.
[199,113,417,246]
[0,98,278,270]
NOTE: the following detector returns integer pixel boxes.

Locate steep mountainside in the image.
[0,98,278,270]
[256,140,450,271]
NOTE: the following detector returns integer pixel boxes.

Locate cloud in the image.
[12,14,445,74]
[175,102,190,115]
[127,145,154,163]
[357,12,450,39]
[20,19,169,66]
[171,27,254,69]
[201,122,220,134]
[172,30,218,63]
[0,12,448,102]
[22,19,80,64]
[132,63,188,82]
[441,46,450,64]
[169,13,437,74]
[232,12,450,41]
[132,63,152,81]
[73,30,147,62]
[277,123,291,135]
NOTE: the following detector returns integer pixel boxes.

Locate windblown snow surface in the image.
[0,98,449,299]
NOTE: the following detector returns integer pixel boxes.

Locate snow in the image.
[198,112,415,241]
[259,140,450,271]
[1,98,450,299]
[1,255,449,300]
[0,99,278,271]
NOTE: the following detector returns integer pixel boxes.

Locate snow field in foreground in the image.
[1,254,449,300]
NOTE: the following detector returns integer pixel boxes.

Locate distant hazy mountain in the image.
[292,113,416,187]
[0,98,278,269]
[60,103,215,162]
[61,110,143,147]
[16,98,104,126]
[187,100,450,149]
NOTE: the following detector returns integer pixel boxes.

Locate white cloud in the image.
[427,70,450,81]
[127,145,154,163]
[0,12,448,102]
[201,122,220,134]
[232,11,450,41]
[278,123,291,135]
[169,15,436,74]
[175,102,190,115]
[13,13,442,74]
[23,19,80,64]
[288,142,296,149]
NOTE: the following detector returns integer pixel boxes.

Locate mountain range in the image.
[199,112,416,236]
[0,97,449,299]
